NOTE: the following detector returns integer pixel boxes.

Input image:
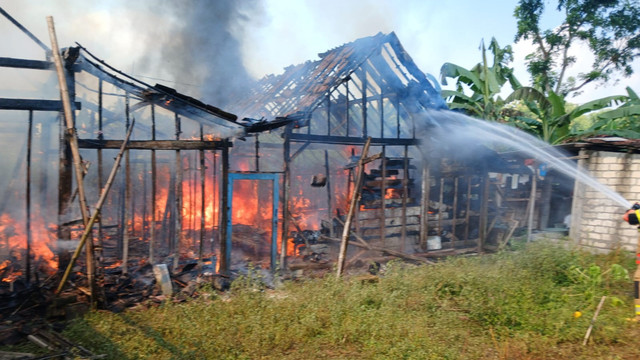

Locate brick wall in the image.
[570,149,640,252]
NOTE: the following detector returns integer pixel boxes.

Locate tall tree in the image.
[514,0,640,97]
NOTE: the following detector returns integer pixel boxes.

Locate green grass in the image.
[56,241,640,359]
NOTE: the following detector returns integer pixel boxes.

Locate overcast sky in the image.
[1,0,638,105]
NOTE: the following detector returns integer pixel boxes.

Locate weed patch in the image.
[58,241,639,359]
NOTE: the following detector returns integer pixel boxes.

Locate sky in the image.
[1,0,638,105]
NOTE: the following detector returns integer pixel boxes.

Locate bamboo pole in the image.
[583,295,607,345]
[57,119,135,294]
[47,16,94,302]
[337,137,373,278]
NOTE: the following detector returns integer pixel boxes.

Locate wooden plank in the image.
[0,98,81,111]
[77,139,228,150]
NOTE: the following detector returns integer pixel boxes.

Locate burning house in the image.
[1,6,580,309]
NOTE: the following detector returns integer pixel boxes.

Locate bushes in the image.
[62,241,638,359]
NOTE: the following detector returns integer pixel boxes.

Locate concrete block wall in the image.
[572,150,640,252]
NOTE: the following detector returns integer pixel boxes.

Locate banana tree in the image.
[440,38,521,121]
[574,87,640,139]
[505,87,629,144]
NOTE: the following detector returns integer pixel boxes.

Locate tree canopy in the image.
[514,0,640,97]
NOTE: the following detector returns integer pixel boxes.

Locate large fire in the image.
[0,142,360,282]
[0,212,57,282]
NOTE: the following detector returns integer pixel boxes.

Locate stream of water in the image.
[420,109,632,209]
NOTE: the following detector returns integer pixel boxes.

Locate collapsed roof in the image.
[230,32,446,127]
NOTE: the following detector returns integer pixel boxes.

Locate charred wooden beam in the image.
[0,57,53,70]
[77,139,230,150]
[0,98,81,111]
[288,133,418,146]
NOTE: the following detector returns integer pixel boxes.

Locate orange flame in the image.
[0,212,57,281]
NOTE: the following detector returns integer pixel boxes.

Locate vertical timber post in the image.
[419,158,430,251]
[324,150,333,237]
[401,145,409,250]
[122,94,131,274]
[96,79,104,271]
[199,125,205,269]
[479,172,490,253]
[634,231,640,320]
[527,171,537,242]
[174,113,182,271]
[380,146,387,246]
[281,126,291,270]
[219,143,230,274]
[26,110,33,284]
[150,104,156,264]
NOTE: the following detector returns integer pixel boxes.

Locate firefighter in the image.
[622,203,640,321]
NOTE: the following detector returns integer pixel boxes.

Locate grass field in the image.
[13,240,640,359]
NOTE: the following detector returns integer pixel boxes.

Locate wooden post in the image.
[150,104,156,264]
[26,110,33,284]
[401,145,409,250]
[57,119,136,294]
[47,16,94,303]
[96,79,104,271]
[634,231,640,321]
[122,95,131,274]
[174,113,182,271]
[527,171,537,242]
[438,178,444,237]
[324,150,333,237]
[419,159,430,251]
[199,125,206,269]
[479,173,490,253]
[142,162,148,244]
[219,144,230,274]
[539,175,553,229]
[452,177,459,248]
[380,146,387,246]
[464,177,472,241]
[281,127,291,269]
[337,137,375,277]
